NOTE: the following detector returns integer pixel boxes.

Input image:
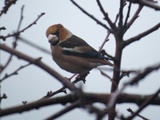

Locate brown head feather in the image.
[46,24,72,42]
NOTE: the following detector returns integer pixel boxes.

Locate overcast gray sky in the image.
[0,0,160,120]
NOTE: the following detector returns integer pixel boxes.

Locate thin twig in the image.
[98,33,110,52]
[0,63,31,82]
[99,14,119,52]
[17,6,24,35]
[108,63,160,108]
[41,87,66,100]
[96,0,116,30]
[123,2,132,32]
[98,68,112,81]
[127,108,149,120]
[126,88,160,120]
[70,0,112,32]
[13,5,25,48]
[127,0,160,10]
[0,0,17,16]
[123,22,160,48]
[0,12,45,41]
[0,5,25,73]
[0,27,6,31]
[45,101,80,120]
[41,74,86,100]
[119,0,125,32]
[0,93,7,102]
[125,5,143,33]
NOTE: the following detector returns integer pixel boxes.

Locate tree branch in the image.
[0,12,45,41]
[126,108,149,120]
[123,2,132,32]
[125,88,160,120]
[41,73,89,100]
[108,63,160,108]
[0,5,25,73]
[123,22,160,48]
[45,100,80,120]
[96,0,116,31]
[0,93,7,102]
[119,0,125,32]
[0,27,6,31]
[0,94,73,117]
[0,92,160,117]
[0,0,17,16]
[0,63,31,82]
[0,44,77,91]
[70,0,112,32]
[127,0,160,10]
[99,14,119,52]
[124,5,143,33]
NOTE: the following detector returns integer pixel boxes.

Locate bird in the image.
[46,24,113,74]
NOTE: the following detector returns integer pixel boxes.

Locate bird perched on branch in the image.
[46,24,113,74]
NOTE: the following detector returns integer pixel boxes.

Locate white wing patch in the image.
[62,47,84,53]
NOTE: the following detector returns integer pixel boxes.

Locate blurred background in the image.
[0,0,160,120]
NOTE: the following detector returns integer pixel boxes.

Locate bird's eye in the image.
[54,30,59,36]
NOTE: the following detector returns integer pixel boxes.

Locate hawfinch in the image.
[46,24,113,74]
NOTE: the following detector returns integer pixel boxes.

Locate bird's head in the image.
[46,24,72,46]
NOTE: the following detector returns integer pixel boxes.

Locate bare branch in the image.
[0,5,25,73]
[0,92,160,117]
[98,33,110,52]
[13,5,25,48]
[125,88,160,120]
[0,12,45,41]
[0,44,77,91]
[45,101,80,120]
[126,108,149,120]
[0,94,73,117]
[97,68,118,88]
[123,2,132,31]
[0,63,31,82]
[127,0,160,10]
[124,5,143,33]
[0,10,45,75]
[0,27,6,31]
[41,74,87,100]
[96,0,116,30]
[123,22,160,48]
[119,0,125,31]
[108,63,160,108]
[0,0,17,16]
[0,93,7,102]
[17,5,24,35]
[128,64,160,85]
[0,53,12,73]
[70,0,112,32]
[99,14,119,52]
[41,87,67,100]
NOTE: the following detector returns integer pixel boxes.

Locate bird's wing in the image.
[59,35,110,60]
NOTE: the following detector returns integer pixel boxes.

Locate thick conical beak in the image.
[48,34,59,46]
